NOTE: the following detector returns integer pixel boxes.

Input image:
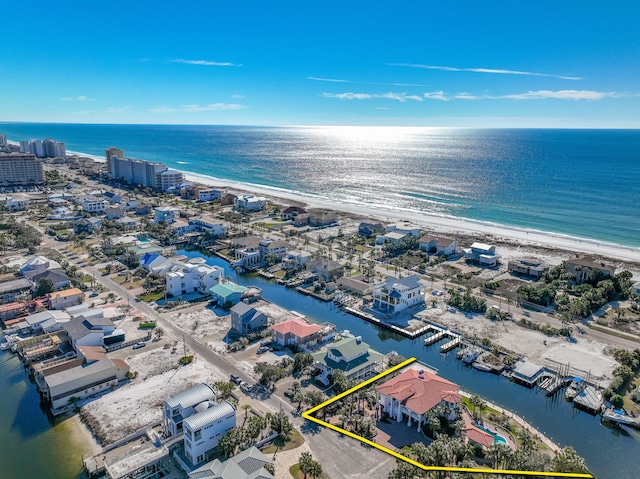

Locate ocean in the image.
[1,123,639,247]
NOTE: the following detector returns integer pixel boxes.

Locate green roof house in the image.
[312,336,384,386]
[210,283,247,307]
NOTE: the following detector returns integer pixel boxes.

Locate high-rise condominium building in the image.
[0,153,44,186]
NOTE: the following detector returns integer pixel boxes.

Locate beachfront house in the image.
[418,235,459,257]
[163,383,217,438]
[386,221,421,237]
[198,188,224,202]
[312,336,384,386]
[183,401,236,466]
[565,256,615,285]
[508,258,548,279]
[20,255,62,279]
[375,368,460,431]
[42,357,129,411]
[234,194,267,212]
[271,317,322,349]
[282,205,306,220]
[188,446,274,479]
[372,275,424,314]
[463,242,498,267]
[209,282,248,307]
[259,239,289,259]
[358,222,385,237]
[230,302,268,335]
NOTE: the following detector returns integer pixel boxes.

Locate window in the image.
[194,429,202,441]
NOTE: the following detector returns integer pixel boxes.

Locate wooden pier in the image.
[343,307,433,339]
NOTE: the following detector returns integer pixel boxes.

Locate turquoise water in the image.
[475,423,508,445]
[1,123,639,246]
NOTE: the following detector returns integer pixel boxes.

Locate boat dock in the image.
[573,385,603,414]
[343,307,434,339]
[422,323,462,353]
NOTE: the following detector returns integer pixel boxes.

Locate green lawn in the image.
[261,428,305,454]
[138,291,164,302]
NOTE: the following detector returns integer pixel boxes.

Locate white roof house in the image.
[463,242,498,266]
[163,383,217,438]
[183,401,236,466]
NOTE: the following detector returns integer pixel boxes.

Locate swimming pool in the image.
[475,424,508,445]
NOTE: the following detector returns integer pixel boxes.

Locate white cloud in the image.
[60,95,92,101]
[423,91,449,101]
[499,90,617,100]
[322,92,422,102]
[308,76,351,83]
[171,58,242,67]
[106,106,132,113]
[182,103,245,112]
[388,63,582,81]
[454,93,483,100]
[231,94,245,99]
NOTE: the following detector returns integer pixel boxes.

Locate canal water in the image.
[181,249,640,479]
[0,346,90,478]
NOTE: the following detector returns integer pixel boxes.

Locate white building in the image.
[418,235,459,257]
[157,169,184,191]
[0,153,44,186]
[163,383,217,438]
[189,216,226,236]
[5,194,30,211]
[166,262,224,296]
[463,242,498,267]
[20,255,61,279]
[183,401,236,466]
[385,221,421,237]
[259,239,289,259]
[234,194,266,212]
[372,275,424,314]
[198,189,224,202]
[282,250,312,269]
[83,198,110,213]
[154,206,180,224]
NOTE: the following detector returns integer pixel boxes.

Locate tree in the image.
[241,404,252,425]
[299,452,323,479]
[387,461,421,479]
[293,353,313,374]
[552,446,589,473]
[154,327,165,340]
[35,278,55,297]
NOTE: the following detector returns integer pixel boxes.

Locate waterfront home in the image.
[0,300,43,323]
[418,235,459,257]
[372,275,424,314]
[0,277,34,302]
[220,193,237,206]
[376,231,407,245]
[234,244,261,268]
[306,258,345,281]
[73,216,102,234]
[24,310,70,333]
[234,194,267,212]
[230,302,268,335]
[188,446,274,479]
[260,239,289,259]
[282,205,307,220]
[64,315,116,348]
[19,255,61,279]
[32,269,71,290]
[163,383,217,438]
[282,250,312,269]
[198,188,224,202]
[154,206,180,224]
[42,357,129,411]
[375,368,460,431]
[46,287,84,309]
[336,274,373,297]
[127,241,164,258]
[463,242,498,267]
[171,219,195,236]
[508,258,548,279]
[184,401,236,466]
[308,210,339,227]
[115,216,139,229]
[565,256,615,284]
[271,317,322,349]
[210,282,248,307]
[312,336,384,385]
[139,252,172,273]
[189,215,227,235]
[166,262,224,297]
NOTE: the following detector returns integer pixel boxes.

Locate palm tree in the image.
[299,452,323,479]
[241,404,251,425]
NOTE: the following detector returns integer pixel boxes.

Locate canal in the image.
[182,248,639,479]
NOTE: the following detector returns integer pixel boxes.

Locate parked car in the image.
[257,346,269,355]
[132,341,147,349]
[240,382,251,393]
[230,374,242,385]
[432,290,443,296]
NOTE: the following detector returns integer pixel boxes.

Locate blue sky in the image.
[2,1,639,127]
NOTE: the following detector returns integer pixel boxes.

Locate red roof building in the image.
[462,425,495,449]
[271,318,322,348]
[376,368,461,431]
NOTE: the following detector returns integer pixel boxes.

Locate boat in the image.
[473,362,492,372]
[565,377,584,401]
[601,408,640,429]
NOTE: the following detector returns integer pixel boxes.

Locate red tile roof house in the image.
[375,368,461,432]
[271,318,322,349]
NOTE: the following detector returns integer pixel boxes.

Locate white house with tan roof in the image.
[376,368,460,431]
[418,235,458,257]
[46,288,85,309]
[372,275,424,314]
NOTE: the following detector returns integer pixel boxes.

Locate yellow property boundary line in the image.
[301,357,593,478]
